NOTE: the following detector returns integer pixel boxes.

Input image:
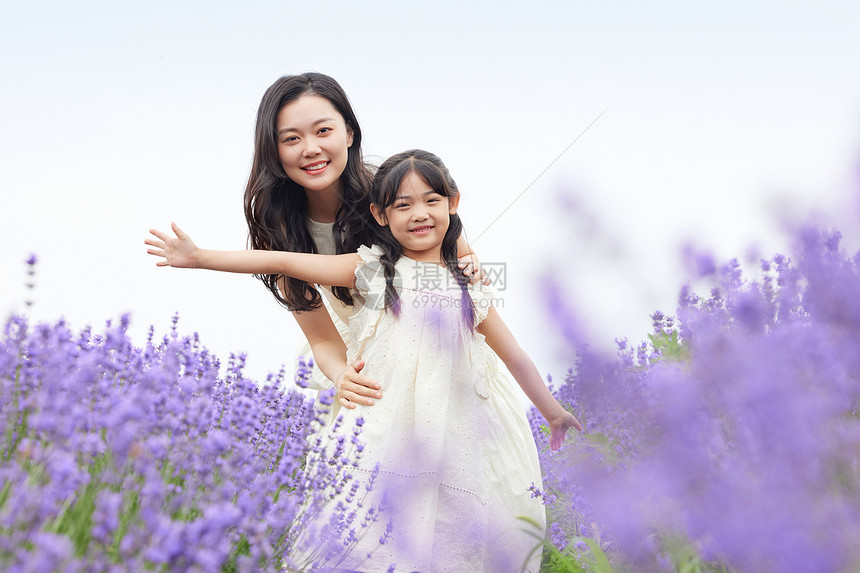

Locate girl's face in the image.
[276,94,354,195]
[371,171,459,263]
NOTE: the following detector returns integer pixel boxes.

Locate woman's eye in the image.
[395,203,409,209]
[318,127,332,135]
[282,136,298,144]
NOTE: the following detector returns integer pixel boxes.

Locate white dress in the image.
[318,245,545,573]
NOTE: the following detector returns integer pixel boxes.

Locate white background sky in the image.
[2,1,859,384]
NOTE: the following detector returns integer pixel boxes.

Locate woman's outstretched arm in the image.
[146,222,359,288]
[146,223,383,409]
[477,307,583,450]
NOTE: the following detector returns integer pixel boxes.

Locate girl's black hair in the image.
[369,149,475,330]
[243,73,374,311]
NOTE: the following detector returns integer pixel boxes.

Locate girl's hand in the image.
[457,253,491,286]
[335,360,382,409]
[145,223,198,268]
[548,410,583,451]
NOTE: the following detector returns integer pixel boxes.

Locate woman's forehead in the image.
[276,94,344,131]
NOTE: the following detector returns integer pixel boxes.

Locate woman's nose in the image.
[302,137,322,157]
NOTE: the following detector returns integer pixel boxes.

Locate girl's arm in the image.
[477,307,583,450]
[146,223,359,288]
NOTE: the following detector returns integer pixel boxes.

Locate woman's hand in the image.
[548,410,583,451]
[457,253,491,286]
[335,360,382,409]
[145,222,199,268]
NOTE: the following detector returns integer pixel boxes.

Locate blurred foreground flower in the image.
[535,227,860,572]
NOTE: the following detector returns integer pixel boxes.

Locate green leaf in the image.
[580,537,614,573]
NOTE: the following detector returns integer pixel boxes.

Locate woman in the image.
[243,73,483,410]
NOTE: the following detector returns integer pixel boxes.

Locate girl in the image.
[147,150,582,572]
[240,73,484,411]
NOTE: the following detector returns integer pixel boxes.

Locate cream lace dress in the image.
[315,245,545,573]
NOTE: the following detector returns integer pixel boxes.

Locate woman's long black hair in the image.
[243,73,374,311]
[369,149,475,330]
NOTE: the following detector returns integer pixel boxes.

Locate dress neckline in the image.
[395,252,447,268]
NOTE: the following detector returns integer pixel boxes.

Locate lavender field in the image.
[3,225,859,572]
[0,309,380,571]
[531,226,860,572]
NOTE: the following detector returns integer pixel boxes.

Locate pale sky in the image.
[2,0,859,383]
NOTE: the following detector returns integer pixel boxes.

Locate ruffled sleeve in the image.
[468,281,496,327]
[353,245,387,299]
[347,245,390,363]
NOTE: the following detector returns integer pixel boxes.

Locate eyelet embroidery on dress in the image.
[351,465,489,506]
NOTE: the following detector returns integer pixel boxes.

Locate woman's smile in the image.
[301,160,330,174]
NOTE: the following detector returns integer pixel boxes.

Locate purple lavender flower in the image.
[0,311,382,572]
[539,224,860,572]
[294,356,315,389]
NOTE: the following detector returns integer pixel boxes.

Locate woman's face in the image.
[275,94,354,194]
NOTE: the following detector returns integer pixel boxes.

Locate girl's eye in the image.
[282,136,299,144]
[395,203,409,209]
[318,127,332,135]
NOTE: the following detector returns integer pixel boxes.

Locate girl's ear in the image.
[448,194,461,215]
[346,124,354,148]
[369,203,387,226]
